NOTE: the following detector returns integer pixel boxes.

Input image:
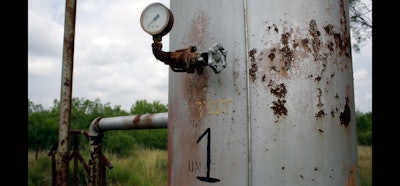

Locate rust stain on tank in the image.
[339,0,352,58]
[330,109,336,118]
[183,71,209,124]
[324,23,351,58]
[323,24,335,52]
[329,94,340,118]
[265,23,279,34]
[292,41,299,49]
[249,48,258,82]
[327,41,334,52]
[171,72,208,185]
[268,48,276,61]
[315,87,326,118]
[315,110,326,118]
[308,19,321,61]
[268,81,287,99]
[255,18,353,122]
[323,1,352,59]
[262,74,266,82]
[323,24,334,36]
[263,23,302,79]
[274,25,279,33]
[180,10,211,124]
[261,17,352,81]
[333,33,347,57]
[301,38,311,52]
[339,97,351,127]
[316,88,324,107]
[185,10,209,49]
[280,32,294,72]
[232,58,241,96]
[271,99,288,118]
[268,80,288,118]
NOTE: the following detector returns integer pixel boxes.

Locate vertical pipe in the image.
[57,0,77,185]
[242,0,252,185]
[88,134,104,186]
[88,118,103,186]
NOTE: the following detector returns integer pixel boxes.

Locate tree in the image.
[130,99,168,115]
[28,99,44,113]
[349,0,372,53]
[355,111,372,146]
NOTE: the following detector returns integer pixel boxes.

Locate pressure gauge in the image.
[140,3,174,36]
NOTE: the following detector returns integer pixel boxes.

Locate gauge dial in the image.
[140,3,174,36]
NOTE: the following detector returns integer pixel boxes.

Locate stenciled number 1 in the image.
[196,127,221,183]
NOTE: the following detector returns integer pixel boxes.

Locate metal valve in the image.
[151,36,227,74]
[199,43,227,74]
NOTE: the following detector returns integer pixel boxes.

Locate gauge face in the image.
[140,3,174,36]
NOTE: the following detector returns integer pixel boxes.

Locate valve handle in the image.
[202,43,227,74]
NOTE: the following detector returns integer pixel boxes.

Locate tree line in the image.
[28,97,372,156]
[355,110,372,146]
[28,98,168,156]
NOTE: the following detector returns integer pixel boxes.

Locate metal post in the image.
[88,117,104,186]
[57,0,77,185]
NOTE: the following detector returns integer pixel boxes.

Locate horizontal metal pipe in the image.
[88,113,168,186]
[95,112,168,132]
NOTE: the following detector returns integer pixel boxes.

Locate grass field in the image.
[28,145,371,185]
[358,145,372,186]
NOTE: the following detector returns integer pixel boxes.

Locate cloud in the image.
[351,41,372,113]
[28,0,371,114]
[28,10,63,58]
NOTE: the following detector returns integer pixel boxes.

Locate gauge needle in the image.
[148,14,160,27]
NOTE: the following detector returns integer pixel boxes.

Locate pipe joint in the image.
[151,36,227,74]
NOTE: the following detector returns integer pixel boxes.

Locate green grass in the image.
[104,148,168,186]
[28,148,168,186]
[28,151,53,186]
[358,145,372,186]
[28,145,371,185]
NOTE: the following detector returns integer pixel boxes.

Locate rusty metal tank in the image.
[167,0,358,185]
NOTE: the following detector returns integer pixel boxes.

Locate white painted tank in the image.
[167,0,358,185]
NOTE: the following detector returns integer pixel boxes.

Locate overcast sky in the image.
[28,0,372,113]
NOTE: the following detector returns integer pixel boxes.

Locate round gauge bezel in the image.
[140,3,174,36]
